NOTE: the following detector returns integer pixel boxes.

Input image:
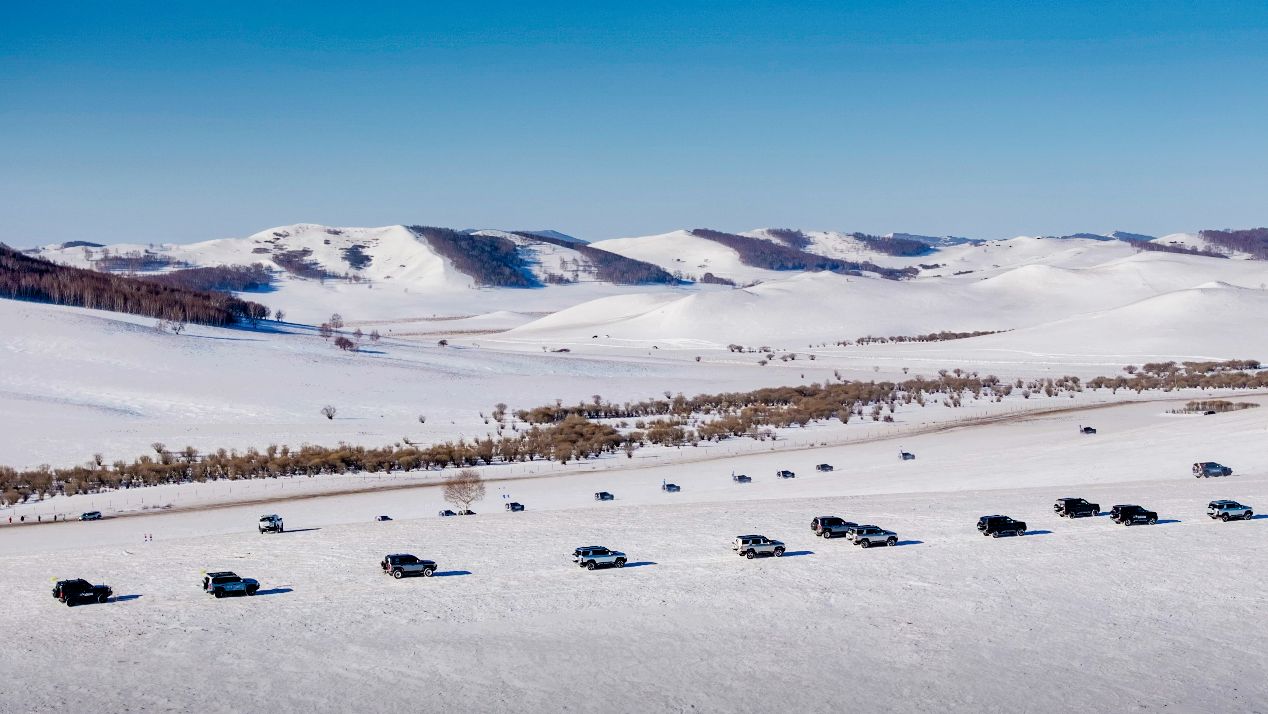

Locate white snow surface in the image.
[3,397,1267,712]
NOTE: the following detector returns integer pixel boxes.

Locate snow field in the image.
[3,397,1267,712]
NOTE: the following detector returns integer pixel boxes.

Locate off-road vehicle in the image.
[79,511,103,521]
[1193,462,1233,478]
[52,579,112,606]
[438,509,457,517]
[1208,500,1253,521]
[1111,504,1158,526]
[732,535,785,558]
[732,473,752,484]
[662,483,681,493]
[776,470,796,479]
[381,553,438,578]
[1053,497,1100,518]
[899,450,916,461]
[977,515,1027,537]
[204,572,259,597]
[815,463,834,472]
[811,516,858,538]
[847,525,898,548]
[594,491,615,501]
[575,547,627,570]
[1078,425,1097,435]
[258,514,284,533]
[505,502,525,512]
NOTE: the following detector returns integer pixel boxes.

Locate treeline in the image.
[0,415,625,505]
[273,248,338,280]
[849,330,1005,346]
[91,250,186,272]
[1133,241,1226,259]
[410,226,538,287]
[849,233,932,257]
[698,272,737,286]
[0,245,269,326]
[688,229,916,279]
[143,264,273,293]
[1200,228,1268,260]
[1175,399,1259,414]
[514,232,676,285]
[4,359,1265,506]
[763,228,812,249]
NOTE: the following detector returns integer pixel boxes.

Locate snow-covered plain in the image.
[9,222,1268,712]
[3,397,1266,712]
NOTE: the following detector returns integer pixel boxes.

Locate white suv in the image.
[847,525,898,548]
[1207,500,1253,521]
[732,535,785,559]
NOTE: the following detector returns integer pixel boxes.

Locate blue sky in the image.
[2,1,1266,246]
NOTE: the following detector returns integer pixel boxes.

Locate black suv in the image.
[815,464,834,472]
[506,502,525,512]
[53,579,113,606]
[977,515,1027,537]
[1111,504,1158,526]
[1053,498,1100,518]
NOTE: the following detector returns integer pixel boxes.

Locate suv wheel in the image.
[860,539,871,548]
[214,590,224,598]
[246,589,256,596]
[1221,513,1230,522]
[586,562,597,570]
[1147,517,1157,525]
[745,550,756,559]
[773,547,784,557]
[98,594,109,603]
[886,537,897,546]
[392,570,403,579]
[1245,511,1253,519]
[423,568,435,577]
[615,559,626,568]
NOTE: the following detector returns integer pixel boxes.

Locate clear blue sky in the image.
[2,1,1266,246]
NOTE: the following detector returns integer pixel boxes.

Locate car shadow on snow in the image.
[113,594,143,603]
[1155,519,1182,525]
[254,587,294,596]
[278,528,321,534]
[431,570,472,577]
[1250,514,1268,520]
[1024,530,1055,536]
[894,540,925,547]
[781,550,814,557]
[622,561,657,568]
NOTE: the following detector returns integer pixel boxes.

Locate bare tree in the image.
[369,329,381,342]
[274,309,286,323]
[329,313,344,330]
[442,469,486,512]
[319,323,333,341]
[334,335,356,351]
[353,328,363,340]
[321,405,337,420]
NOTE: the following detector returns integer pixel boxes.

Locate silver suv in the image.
[732,535,785,559]
[574,546,627,570]
[1207,500,1253,521]
[847,525,898,548]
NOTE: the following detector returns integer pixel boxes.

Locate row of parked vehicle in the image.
[53,490,1258,607]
